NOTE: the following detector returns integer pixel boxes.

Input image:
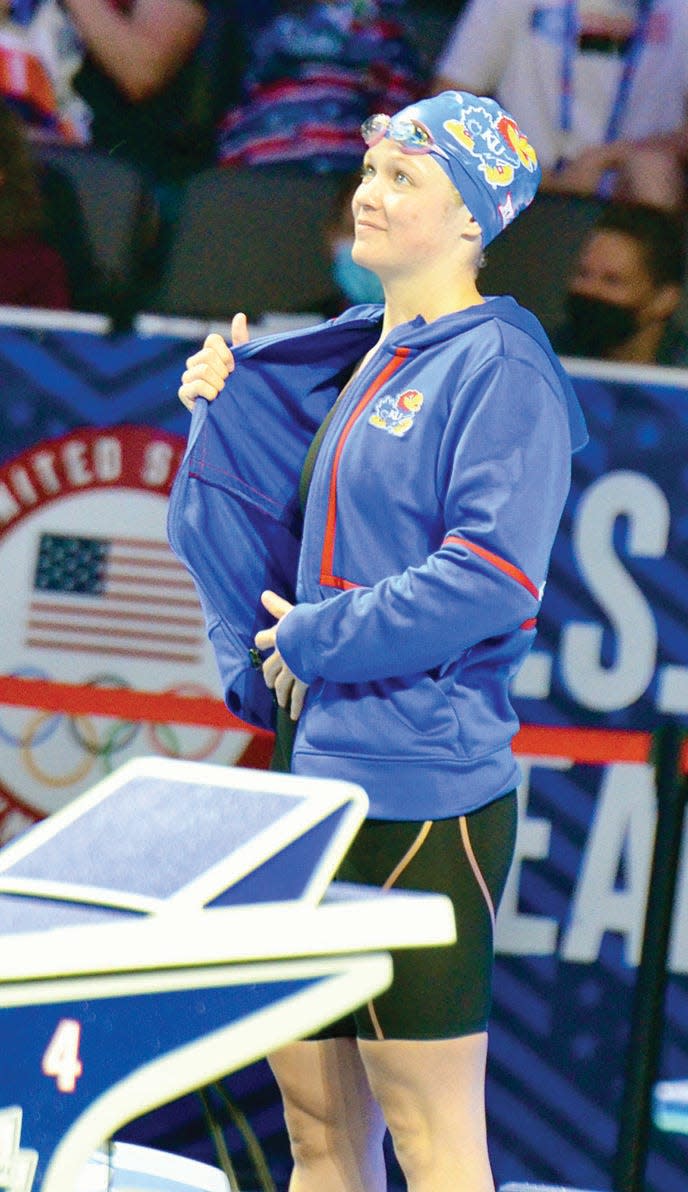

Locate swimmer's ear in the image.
[463,210,483,244]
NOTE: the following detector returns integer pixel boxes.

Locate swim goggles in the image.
[361,113,449,160]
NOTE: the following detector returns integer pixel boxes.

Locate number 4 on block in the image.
[41,1019,83,1093]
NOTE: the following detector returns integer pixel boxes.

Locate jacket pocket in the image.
[436,652,519,758]
[297,671,466,762]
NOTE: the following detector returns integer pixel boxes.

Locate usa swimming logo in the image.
[368,389,424,437]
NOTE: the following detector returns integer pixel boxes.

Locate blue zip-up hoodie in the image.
[168,298,587,819]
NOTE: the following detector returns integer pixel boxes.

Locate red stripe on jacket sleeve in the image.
[443,535,540,601]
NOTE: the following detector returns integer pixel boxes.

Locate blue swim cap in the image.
[381,91,541,246]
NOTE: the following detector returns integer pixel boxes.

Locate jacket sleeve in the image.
[276,356,572,684]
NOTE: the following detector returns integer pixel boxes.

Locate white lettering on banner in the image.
[497,759,688,973]
[0,484,22,525]
[560,763,656,966]
[93,436,122,483]
[9,469,38,506]
[495,757,565,956]
[142,441,176,487]
[63,440,94,487]
[512,650,553,699]
[0,430,185,531]
[64,435,123,485]
[31,451,61,494]
[657,665,688,714]
[560,471,669,711]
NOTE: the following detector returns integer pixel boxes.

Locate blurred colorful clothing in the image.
[217,0,426,172]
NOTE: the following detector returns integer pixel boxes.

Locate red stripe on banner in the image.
[26,601,201,627]
[0,676,686,770]
[57,590,199,610]
[103,572,195,590]
[26,620,202,647]
[0,675,272,736]
[514,724,652,765]
[236,733,278,769]
[108,553,192,572]
[24,638,201,664]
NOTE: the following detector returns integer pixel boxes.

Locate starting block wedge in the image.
[76,1141,231,1191]
[499,1184,604,1191]
[0,756,456,1192]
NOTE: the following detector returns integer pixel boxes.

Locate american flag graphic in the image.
[25,533,206,664]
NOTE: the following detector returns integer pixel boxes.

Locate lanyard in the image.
[559,0,655,144]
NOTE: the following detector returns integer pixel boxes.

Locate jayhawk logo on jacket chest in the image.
[368,388,424,437]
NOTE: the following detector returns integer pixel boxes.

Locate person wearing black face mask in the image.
[555,201,688,365]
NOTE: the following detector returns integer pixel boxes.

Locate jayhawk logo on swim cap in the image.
[369,389,424,437]
[394,91,541,246]
[497,114,539,171]
[443,106,538,190]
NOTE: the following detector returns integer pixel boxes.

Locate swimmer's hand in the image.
[178,312,249,411]
[254,590,309,721]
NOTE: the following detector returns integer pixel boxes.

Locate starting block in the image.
[652,1079,688,1134]
[499,1185,604,1191]
[0,756,456,1192]
[75,1141,230,1191]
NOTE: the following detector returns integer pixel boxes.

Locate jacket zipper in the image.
[319,347,411,589]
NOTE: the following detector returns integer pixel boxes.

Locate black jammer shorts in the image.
[311,791,518,1041]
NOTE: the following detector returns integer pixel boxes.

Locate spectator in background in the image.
[0,0,88,142]
[0,96,71,307]
[554,201,688,365]
[318,171,384,315]
[218,0,426,173]
[431,0,688,211]
[60,0,248,286]
[60,0,245,195]
[39,152,108,313]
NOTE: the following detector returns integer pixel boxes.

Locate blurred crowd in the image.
[0,0,686,367]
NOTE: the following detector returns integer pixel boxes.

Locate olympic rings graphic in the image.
[21,709,99,787]
[70,673,139,756]
[0,666,62,749]
[7,670,235,791]
[147,683,226,761]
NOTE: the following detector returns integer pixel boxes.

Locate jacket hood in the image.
[232,296,587,454]
[329,298,589,453]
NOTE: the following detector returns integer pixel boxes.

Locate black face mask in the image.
[563,292,641,357]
